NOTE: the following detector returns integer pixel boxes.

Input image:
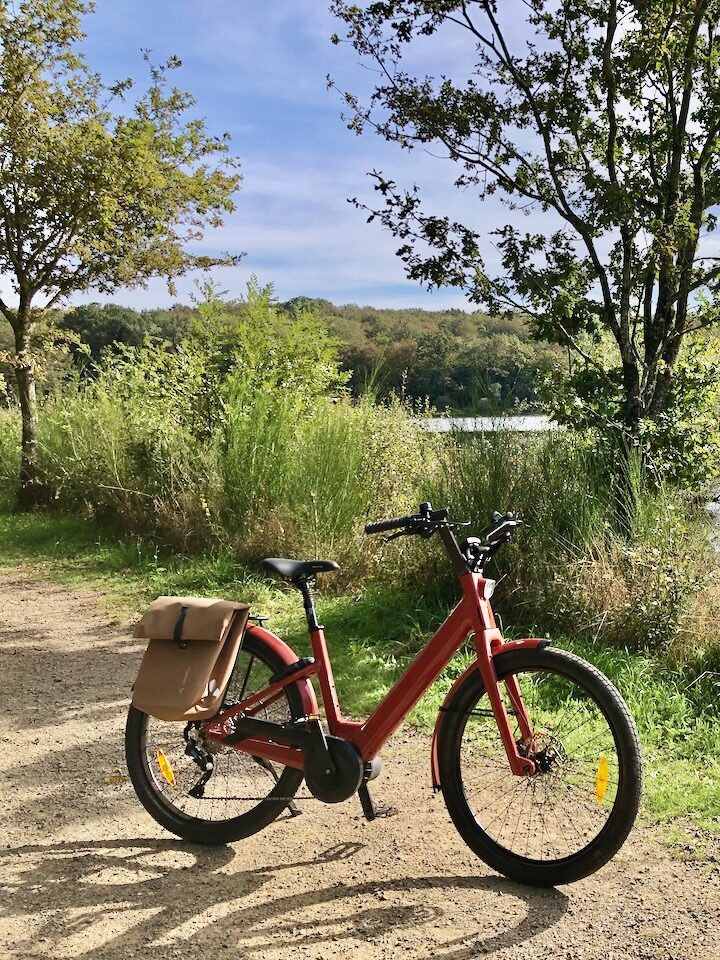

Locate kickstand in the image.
[358,782,398,822]
[253,756,302,817]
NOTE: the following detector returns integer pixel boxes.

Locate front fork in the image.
[430,632,545,791]
[476,635,537,777]
[464,581,539,778]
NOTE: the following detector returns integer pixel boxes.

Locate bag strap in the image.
[174,605,189,648]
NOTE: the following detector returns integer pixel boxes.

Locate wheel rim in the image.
[457,665,623,863]
[139,646,297,824]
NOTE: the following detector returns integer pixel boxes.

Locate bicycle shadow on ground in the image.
[1,836,569,959]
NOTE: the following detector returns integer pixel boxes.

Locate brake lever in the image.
[383,529,411,543]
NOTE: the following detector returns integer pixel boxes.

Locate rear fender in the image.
[244,623,319,718]
[430,638,549,791]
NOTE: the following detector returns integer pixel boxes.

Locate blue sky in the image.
[76,1,506,310]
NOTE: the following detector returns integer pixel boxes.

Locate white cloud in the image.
[22,2,540,313]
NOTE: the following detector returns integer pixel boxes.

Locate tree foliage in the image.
[192,280,351,409]
[304,298,562,410]
[48,294,562,413]
[332,0,720,478]
[60,303,195,360]
[0,0,241,503]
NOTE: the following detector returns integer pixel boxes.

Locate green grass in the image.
[0,504,450,715]
[5,373,720,673]
[1,505,718,830]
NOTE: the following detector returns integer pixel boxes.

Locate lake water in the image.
[424,414,556,433]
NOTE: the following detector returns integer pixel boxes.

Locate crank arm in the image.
[220,715,336,777]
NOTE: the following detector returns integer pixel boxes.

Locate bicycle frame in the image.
[204,546,544,779]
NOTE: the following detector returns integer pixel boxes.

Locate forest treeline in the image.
[0,295,564,413]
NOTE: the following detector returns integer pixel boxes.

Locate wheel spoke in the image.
[132,642,302,828]
[452,656,634,869]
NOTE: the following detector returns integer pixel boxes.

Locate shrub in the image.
[1,285,719,675]
[544,334,720,490]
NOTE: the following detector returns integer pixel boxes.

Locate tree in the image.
[60,302,197,360]
[61,303,148,359]
[0,0,241,505]
[332,1,720,478]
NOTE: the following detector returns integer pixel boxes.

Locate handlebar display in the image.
[478,512,523,545]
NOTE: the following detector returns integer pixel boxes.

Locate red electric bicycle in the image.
[126,503,643,886]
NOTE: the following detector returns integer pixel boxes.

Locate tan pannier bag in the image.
[131,596,249,721]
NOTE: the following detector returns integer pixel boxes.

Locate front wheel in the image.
[438,647,642,886]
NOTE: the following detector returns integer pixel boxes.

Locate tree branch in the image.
[602,0,620,187]
[0,295,16,327]
[474,2,621,342]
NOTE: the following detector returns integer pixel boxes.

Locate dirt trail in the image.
[1,570,718,960]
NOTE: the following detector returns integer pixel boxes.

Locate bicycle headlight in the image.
[482,579,496,600]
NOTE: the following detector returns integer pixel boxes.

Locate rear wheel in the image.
[126,632,305,844]
[439,647,642,886]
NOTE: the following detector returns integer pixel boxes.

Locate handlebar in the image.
[364,503,450,537]
[364,515,413,535]
[364,503,522,572]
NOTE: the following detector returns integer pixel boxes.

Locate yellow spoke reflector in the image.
[596,755,609,802]
[156,750,176,787]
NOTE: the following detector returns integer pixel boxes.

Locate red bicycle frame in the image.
[204,541,544,780]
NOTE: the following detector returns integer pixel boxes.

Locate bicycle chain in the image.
[190,792,317,802]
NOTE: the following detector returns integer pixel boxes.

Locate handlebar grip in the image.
[364,515,412,535]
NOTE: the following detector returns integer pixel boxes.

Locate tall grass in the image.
[1,338,719,672]
[222,392,430,578]
[419,429,719,665]
[0,409,20,494]
[425,430,608,590]
[0,345,431,583]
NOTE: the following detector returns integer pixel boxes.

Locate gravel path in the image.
[1,571,718,960]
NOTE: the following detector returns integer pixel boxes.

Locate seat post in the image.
[297,579,320,632]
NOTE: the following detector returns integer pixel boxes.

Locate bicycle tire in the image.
[125,631,305,845]
[438,646,642,886]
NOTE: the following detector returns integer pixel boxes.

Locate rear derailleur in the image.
[183,723,215,799]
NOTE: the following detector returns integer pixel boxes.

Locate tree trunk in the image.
[14,313,41,509]
[622,360,642,432]
[612,357,643,534]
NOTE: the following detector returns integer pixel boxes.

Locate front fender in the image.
[244,623,319,718]
[430,638,549,791]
